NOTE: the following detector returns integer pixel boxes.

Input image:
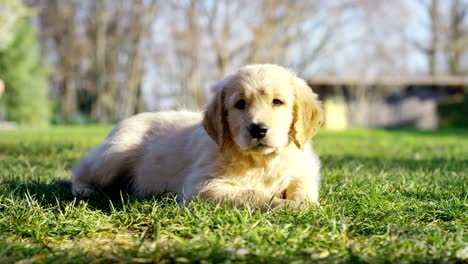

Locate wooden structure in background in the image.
[308,76,467,129]
[308,76,468,87]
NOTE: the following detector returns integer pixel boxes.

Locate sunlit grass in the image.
[0,126,467,263]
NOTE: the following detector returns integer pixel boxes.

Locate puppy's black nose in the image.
[248,123,268,139]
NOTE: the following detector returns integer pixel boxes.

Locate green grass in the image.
[0,126,467,263]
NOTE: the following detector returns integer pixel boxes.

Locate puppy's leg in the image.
[72,153,95,197]
[193,179,294,210]
[284,175,320,206]
[72,137,139,197]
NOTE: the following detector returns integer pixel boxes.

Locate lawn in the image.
[0,126,466,263]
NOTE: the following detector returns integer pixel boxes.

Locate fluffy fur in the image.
[72,64,323,209]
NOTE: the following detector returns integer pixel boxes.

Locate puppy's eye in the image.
[272,99,283,106]
[234,99,246,110]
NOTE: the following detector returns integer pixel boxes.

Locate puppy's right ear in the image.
[203,79,230,151]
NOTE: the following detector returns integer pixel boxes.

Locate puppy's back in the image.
[72,111,203,197]
[132,111,217,197]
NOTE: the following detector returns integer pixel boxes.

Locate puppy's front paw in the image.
[272,199,321,210]
[267,198,301,210]
[279,199,302,209]
[288,193,321,209]
[72,183,95,197]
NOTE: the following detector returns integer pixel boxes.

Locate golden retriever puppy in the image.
[72,64,323,209]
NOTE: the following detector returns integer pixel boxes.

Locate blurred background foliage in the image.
[0,0,466,127]
[437,93,468,127]
[0,0,49,125]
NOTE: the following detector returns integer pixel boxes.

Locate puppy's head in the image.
[203,64,323,154]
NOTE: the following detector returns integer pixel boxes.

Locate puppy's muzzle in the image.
[248,123,268,139]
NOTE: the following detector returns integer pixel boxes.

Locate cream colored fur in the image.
[72,64,323,209]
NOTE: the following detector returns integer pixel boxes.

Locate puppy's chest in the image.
[235,159,291,193]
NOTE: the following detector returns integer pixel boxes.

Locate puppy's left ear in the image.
[291,77,324,149]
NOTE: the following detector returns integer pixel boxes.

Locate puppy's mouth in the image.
[236,132,279,154]
[247,140,275,153]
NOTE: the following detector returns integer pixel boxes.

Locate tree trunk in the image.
[92,0,109,121]
[429,0,440,76]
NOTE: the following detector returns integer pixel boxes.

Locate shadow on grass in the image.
[2,155,465,213]
[1,178,175,213]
